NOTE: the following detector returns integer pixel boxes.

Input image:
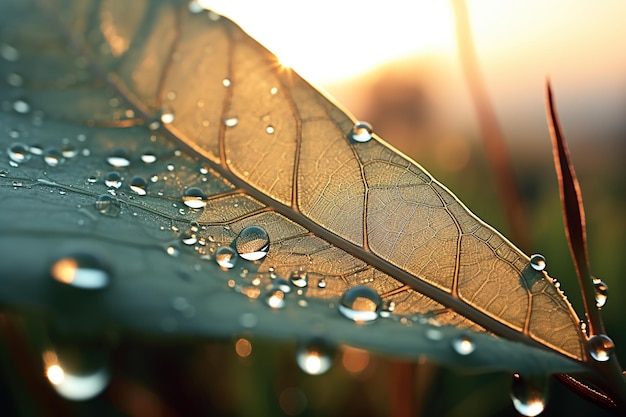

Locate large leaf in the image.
[0,0,585,376]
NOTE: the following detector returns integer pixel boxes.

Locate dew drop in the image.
[7,142,31,164]
[104,171,122,188]
[296,339,333,375]
[61,145,78,158]
[272,278,292,294]
[224,117,239,127]
[13,99,30,114]
[587,334,615,362]
[592,278,608,309]
[266,125,275,134]
[95,194,121,217]
[182,187,207,208]
[510,374,548,417]
[222,78,231,87]
[379,300,395,318]
[265,289,286,309]
[451,335,475,355]
[348,121,373,143]
[106,148,130,168]
[44,148,65,167]
[160,108,175,124]
[270,87,278,95]
[289,271,308,288]
[529,254,546,271]
[50,253,110,290]
[129,176,147,195]
[338,286,381,324]
[140,151,157,164]
[181,229,198,246]
[215,246,238,270]
[236,226,270,261]
[317,279,327,289]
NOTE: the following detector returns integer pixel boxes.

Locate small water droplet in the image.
[106,148,130,168]
[166,246,179,257]
[270,87,278,95]
[592,278,608,309]
[7,142,31,164]
[224,117,238,127]
[510,374,548,417]
[265,289,286,309]
[296,339,333,375]
[289,271,308,288]
[379,300,395,318]
[160,108,175,124]
[104,171,122,188]
[338,286,381,324]
[13,99,30,114]
[50,253,110,290]
[266,125,275,134]
[95,194,121,217]
[1,43,19,61]
[272,278,292,293]
[215,246,238,270]
[236,226,270,261]
[222,78,231,87]
[317,279,327,289]
[587,334,614,362]
[181,229,198,245]
[6,72,23,87]
[129,176,147,195]
[451,335,475,355]
[182,187,207,208]
[140,151,157,164]
[348,121,373,143]
[61,145,78,158]
[44,148,65,167]
[529,254,546,271]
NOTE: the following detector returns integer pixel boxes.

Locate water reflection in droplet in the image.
[95,194,121,217]
[510,374,548,417]
[592,278,608,309]
[338,286,381,324]
[215,246,237,270]
[160,108,175,124]
[44,148,65,167]
[236,226,270,261]
[265,289,286,309]
[451,335,475,355]
[296,339,333,375]
[587,334,614,362]
[13,99,30,114]
[289,271,308,288]
[50,253,110,290]
[182,187,207,208]
[222,78,231,87]
[348,121,373,143]
[224,117,238,127]
[529,254,546,271]
[104,171,122,188]
[181,229,198,245]
[7,142,30,164]
[129,176,148,195]
[106,148,130,168]
[140,151,157,164]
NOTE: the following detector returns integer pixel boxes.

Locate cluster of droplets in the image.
[6,140,81,168]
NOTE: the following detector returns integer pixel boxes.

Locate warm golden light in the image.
[46,365,65,385]
[50,258,77,284]
[342,346,370,374]
[235,338,252,358]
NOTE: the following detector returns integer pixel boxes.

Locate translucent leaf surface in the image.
[0,0,585,374]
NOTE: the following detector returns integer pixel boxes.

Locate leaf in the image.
[0,0,585,376]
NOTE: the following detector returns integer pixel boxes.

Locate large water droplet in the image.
[296,339,333,375]
[215,246,238,270]
[44,148,65,167]
[236,226,270,261]
[338,286,381,324]
[265,289,286,309]
[348,121,373,143]
[95,194,121,217]
[182,187,207,208]
[451,335,475,355]
[510,374,548,417]
[529,254,546,271]
[7,142,31,164]
[289,271,308,288]
[587,334,614,362]
[106,148,130,168]
[593,278,608,309]
[104,171,122,188]
[129,176,147,195]
[50,253,110,290]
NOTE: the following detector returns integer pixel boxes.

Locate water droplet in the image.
[104,171,122,188]
[222,78,231,87]
[129,176,147,195]
[348,121,373,143]
[236,226,270,261]
[593,278,608,309]
[215,246,238,270]
[140,151,157,164]
[317,279,327,289]
[451,335,475,355]
[160,108,175,124]
[270,87,278,95]
[296,339,333,375]
[106,148,130,168]
[166,246,179,257]
[1,43,19,61]
[529,254,546,271]
[188,0,204,13]
[379,300,395,318]
[6,72,23,87]
[265,289,286,309]
[29,144,43,155]
[510,374,548,417]
[181,229,198,245]
[272,278,292,293]
[338,286,381,324]
[587,334,614,362]
[50,253,110,290]
[7,142,31,164]
[44,148,65,167]
[43,348,110,401]
[224,117,238,127]
[182,187,207,208]
[61,145,78,158]
[13,99,30,114]
[266,125,275,134]
[95,194,121,217]
[289,271,308,288]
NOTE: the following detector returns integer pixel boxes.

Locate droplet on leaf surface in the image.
[289,271,308,288]
[265,289,286,309]
[296,339,333,375]
[182,187,207,208]
[224,117,238,127]
[451,335,475,355]
[592,278,608,309]
[215,246,237,270]
[338,286,381,324]
[236,226,270,261]
[50,253,110,290]
[529,254,546,271]
[106,148,130,168]
[44,148,65,167]
[510,374,548,417]
[104,171,122,188]
[348,121,373,143]
[95,194,121,217]
[587,334,614,362]
[129,176,148,195]
[7,142,30,164]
